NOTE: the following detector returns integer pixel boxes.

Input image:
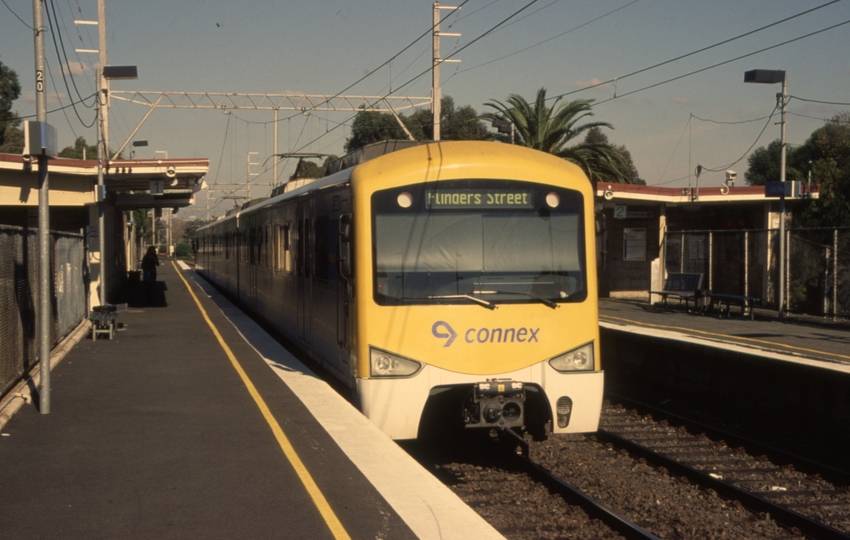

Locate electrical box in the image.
[23,121,58,158]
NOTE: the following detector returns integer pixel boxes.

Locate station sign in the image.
[614,204,653,220]
[764,181,800,198]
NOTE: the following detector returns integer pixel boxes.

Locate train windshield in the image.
[371,179,587,306]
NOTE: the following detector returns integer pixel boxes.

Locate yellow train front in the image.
[195,141,603,440]
[348,142,603,439]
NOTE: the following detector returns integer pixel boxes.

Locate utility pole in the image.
[246,152,259,200]
[32,0,51,414]
[778,76,788,321]
[432,2,460,141]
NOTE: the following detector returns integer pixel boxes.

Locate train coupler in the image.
[463,380,525,430]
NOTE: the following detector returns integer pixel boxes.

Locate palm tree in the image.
[483,88,632,183]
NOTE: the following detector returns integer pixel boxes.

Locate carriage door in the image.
[336,197,351,367]
[296,201,312,344]
[247,226,258,307]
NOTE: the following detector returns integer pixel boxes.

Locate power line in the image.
[285,0,542,159]
[17,92,97,119]
[595,17,850,106]
[690,113,774,125]
[450,0,639,78]
[788,111,850,124]
[550,0,844,103]
[46,0,93,106]
[700,105,779,173]
[789,95,850,106]
[43,0,95,128]
[1,0,33,29]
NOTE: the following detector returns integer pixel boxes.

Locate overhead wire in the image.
[208,1,482,209]
[2,0,33,29]
[42,0,96,129]
[448,0,638,79]
[44,56,81,139]
[549,0,844,103]
[289,0,543,157]
[46,0,94,108]
[700,105,779,173]
[596,18,850,106]
[789,96,850,106]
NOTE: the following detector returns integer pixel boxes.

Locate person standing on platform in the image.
[142,246,159,282]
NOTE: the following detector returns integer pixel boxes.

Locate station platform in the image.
[599,297,850,370]
[0,261,503,540]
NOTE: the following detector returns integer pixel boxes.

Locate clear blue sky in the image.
[3,0,849,218]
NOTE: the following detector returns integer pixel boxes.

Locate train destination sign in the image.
[424,189,534,209]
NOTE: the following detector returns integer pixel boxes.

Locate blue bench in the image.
[651,273,708,312]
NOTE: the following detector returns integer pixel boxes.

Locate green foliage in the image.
[175,240,193,257]
[405,96,491,141]
[0,119,23,154]
[58,136,99,159]
[0,56,22,151]
[583,127,645,185]
[133,209,151,240]
[344,110,408,153]
[744,140,801,185]
[483,88,632,184]
[747,113,850,227]
[344,96,490,153]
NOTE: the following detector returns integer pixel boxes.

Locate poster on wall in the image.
[623,228,646,261]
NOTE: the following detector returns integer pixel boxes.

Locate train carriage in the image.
[196,141,603,439]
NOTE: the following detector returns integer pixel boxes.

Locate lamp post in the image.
[97,65,137,306]
[744,69,787,320]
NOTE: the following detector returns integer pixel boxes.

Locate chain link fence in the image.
[0,225,87,397]
[665,227,850,319]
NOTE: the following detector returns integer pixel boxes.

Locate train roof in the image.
[197,141,588,232]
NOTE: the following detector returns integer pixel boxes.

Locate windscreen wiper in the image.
[427,294,496,310]
[473,289,558,309]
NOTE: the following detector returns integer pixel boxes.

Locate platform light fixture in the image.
[744,69,787,320]
[97,65,138,306]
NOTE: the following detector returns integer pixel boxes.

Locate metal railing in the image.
[664,227,850,319]
[0,225,87,397]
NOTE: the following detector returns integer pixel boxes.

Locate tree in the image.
[405,96,490,141]
[344,109,408,153]
[790,113,850,227]
[744,140,800,186]
[583,127,645,185]
[58,136,99,159]
[483,88,631,183]
[0,56,22,152]
[344,96,490,153]
[745,113,850,227]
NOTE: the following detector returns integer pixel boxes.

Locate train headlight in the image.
[369,347,422,378]
[548,342,595,372]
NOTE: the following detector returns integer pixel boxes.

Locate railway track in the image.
[597,398,850,539]
[512,431,659,539]
[417,397,850,539]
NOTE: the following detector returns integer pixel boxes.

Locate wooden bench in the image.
[709,293,761,320]
[89,305,119,340]
[651,273,708,312]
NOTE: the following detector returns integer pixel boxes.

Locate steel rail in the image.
[502,430,660,540]
[595,429,850,540]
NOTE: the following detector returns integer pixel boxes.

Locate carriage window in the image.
[372,180,587,306]
[276,223,293,273]
[315,216,330,281]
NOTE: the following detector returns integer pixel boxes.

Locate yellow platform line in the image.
[601,314,850,362]
[173,262,351,540]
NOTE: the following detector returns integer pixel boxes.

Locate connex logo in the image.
[432,321,458,347]
[432,320,540,348]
